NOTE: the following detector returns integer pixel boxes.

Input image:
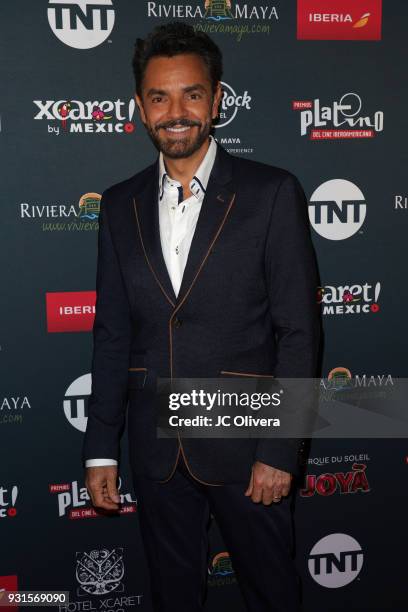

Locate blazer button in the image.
[173,317,182,328]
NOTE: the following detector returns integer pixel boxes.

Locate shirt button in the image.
[173,317,182,328]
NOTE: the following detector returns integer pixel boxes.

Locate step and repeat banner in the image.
[1,1,407,611]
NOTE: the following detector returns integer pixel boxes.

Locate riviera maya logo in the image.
[20,193,101,232]
[207,551,236,587]
[78,193,100,220]
[147,1,278,41]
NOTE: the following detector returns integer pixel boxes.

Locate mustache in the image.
[155,118,202,131]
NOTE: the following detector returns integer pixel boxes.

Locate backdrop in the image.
[1,1,407,611]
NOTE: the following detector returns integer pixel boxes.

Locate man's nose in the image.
[167,97,187,120]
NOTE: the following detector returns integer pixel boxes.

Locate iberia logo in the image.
[297,0,382,40]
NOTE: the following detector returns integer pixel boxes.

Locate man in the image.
[83,22,319,612]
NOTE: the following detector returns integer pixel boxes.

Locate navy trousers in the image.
[131,452,301,612]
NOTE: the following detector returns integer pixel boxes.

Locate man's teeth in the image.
[166,126,191,133]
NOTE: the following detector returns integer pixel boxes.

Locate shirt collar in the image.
[158,135,217,203]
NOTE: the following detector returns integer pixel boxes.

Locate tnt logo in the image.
[47,0,115,49]
[308,533,363,588]
[63,373,91,432]
[309,179,366,240]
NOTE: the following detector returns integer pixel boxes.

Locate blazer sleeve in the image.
[254,173,320,476]
[82,190,132,466]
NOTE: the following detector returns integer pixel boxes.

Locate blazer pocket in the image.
[128,368,148,389]
[219,370,274,378]
[128,353,148,389]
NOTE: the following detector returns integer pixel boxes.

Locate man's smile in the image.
[164,125,192,133]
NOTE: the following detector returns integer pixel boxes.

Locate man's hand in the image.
[244,461,293,505]
[85,466,121,511]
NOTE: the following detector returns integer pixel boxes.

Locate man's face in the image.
[135,53,221,159]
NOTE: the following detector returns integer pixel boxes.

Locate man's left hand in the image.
[244,461,293,505]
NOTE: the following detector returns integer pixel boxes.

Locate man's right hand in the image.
[85,466,121,511]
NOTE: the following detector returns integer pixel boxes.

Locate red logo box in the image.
[0,576,18,611]
[46,291,96,333]
[297,0,382,40]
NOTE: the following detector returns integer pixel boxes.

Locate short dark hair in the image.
[132,22,223,97]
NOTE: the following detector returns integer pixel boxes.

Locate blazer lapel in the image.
[132,162,177,308]
[175,144,236,306]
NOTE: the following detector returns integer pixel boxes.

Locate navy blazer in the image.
[82,143,320,485]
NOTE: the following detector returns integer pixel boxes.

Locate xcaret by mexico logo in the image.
[33,99,135,135]
[317,281,381,315]
[308,179,366,240]
[46,291,96,333]
[47,0,115,49]
[293,93,384,139]
[0,486,19,519]
[49,477,136,518]
[297,0,382,40]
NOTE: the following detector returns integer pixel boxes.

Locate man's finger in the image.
[86,473,119,511]
[251,479,263,503]
[106,476,121,504]
[244,470,254,496]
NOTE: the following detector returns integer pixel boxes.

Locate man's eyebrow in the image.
[146,88,169,97]
[146,84,207,97]
[183,84,207,93]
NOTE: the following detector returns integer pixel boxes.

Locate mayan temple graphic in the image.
[204,0,233,20]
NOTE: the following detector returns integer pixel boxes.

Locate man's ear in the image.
[211,82,222,121]
[135,93,147,124]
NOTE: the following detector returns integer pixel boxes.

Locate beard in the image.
[145,116,212,159]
